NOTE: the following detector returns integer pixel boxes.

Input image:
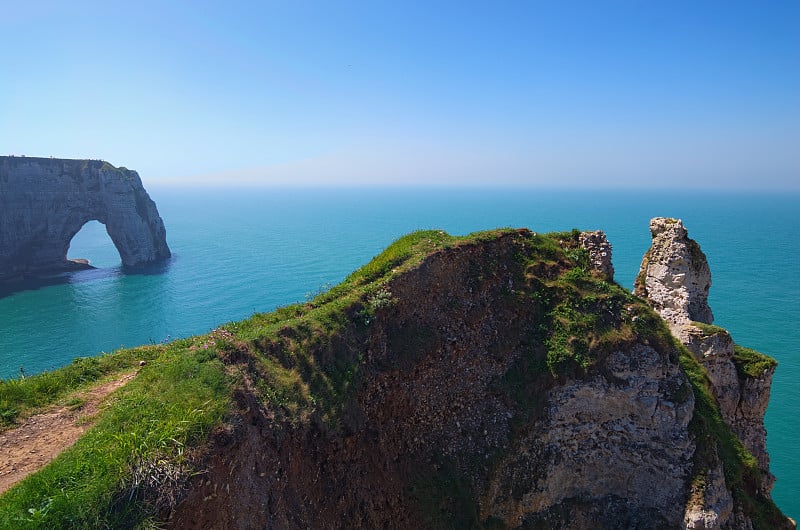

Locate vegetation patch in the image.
[0,342,231,529]
[690,321,728,336]
[732,345,777,379]
[539,262,637,376]
[0,346,163,430]
[410,459,504,530]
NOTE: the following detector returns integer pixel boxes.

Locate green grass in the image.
[539,259,638,377]
[342,229,455,287]
[0,346,165,429]
[0,343,231,529]
[633,249,650,295]
[732,345,778,379]
[223,306,366,429]
[687,322,779,379]
[690,321,728,336]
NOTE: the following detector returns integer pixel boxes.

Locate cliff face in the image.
[0,156,170,281]
[161,228,789,530]
[636,217,780,528]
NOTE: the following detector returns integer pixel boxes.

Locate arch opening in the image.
[67,220,122,269]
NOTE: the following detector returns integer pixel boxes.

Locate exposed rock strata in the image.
[636,217,781,527]
[0,156,170,281]
[485,343,694,527]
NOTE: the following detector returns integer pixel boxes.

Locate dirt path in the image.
[0,371,138,494]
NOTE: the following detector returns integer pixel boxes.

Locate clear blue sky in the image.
[2,1,798,188]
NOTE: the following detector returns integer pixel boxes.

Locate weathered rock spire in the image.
[579,230,614,281]
[634,217,713,330]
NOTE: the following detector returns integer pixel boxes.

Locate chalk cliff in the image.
[636,217,781,528]
[159,227,789,529]
[0,156,170,281]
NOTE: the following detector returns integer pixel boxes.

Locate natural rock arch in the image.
[0,156,171,281]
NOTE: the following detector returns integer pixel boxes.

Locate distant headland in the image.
[0,156,170,282]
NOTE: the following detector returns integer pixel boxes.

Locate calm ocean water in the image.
[1,187,797,516]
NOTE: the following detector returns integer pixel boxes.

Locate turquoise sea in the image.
[1,188,798,517]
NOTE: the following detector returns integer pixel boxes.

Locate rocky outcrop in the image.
[485,343,694,527]
[635,217,713,329]
[636,217,781,526]
[680,325,776,493]
[579,230,614,280]
[0,156,170,281]
[684,458,735,530]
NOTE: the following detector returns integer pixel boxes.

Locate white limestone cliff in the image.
[0,156,170,281]
[635,217,781,528]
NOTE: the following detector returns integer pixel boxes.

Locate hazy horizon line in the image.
[144,178,800,193]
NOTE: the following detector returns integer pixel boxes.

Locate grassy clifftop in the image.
[0,228,786,529]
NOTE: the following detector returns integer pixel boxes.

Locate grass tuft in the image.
[732,345,777,379]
